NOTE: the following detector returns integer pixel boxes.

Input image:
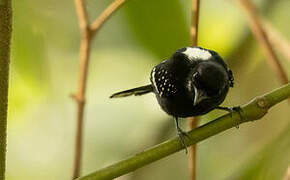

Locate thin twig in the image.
[188,0,200,180]
[90,0,128,38]
[73,0,92,179]
[188,118,198,180]
[239,0,289,85]
[190,0,200,46]
[77,83,290,180]
[75,0,90,32]
[72,0,128,179]
[262,20,290,61]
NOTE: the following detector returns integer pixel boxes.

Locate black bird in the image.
[110,46,235,152]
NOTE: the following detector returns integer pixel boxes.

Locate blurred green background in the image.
[7,0,290,179]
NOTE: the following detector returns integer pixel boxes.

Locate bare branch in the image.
[239,0,289,85]
[72,0,129,178]
[73,0,92,178]
[90,0,128,38]
[191,0,200,46]
[188,118,198,180]
[75,0,90,31]
[263,20,290,62]
[188,0,201,180]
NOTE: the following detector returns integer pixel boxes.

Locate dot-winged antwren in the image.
[110,46,236,152]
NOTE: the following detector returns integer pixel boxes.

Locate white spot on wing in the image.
[183,47,212,61]
[151,67,159,94]
[187,80,192,91]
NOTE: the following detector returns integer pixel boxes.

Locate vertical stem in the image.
[90,0,128,38]
[188,0,200,180]
[188,118,199,180]
[263,21,290,62]
[0,0,12,180]
[72,0,128,178]
[73,35,91,179]
[239,0,289,85]
[191,0,200,46]
[73,0,92,178]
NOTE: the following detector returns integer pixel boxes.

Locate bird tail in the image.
[110,85,153,98]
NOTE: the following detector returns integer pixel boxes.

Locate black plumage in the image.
[110,46,235,152]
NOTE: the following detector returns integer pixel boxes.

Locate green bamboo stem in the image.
[77,83,290,180]
[0,0,12,180]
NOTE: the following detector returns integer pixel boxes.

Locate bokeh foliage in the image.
[7,0,290,179]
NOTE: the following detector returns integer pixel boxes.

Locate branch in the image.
[90,0,128,38]
[188,118,198,180]
[72,0,129,178]
[190,0,200,46]
[0,1,12,180]
[77,84,290,180]
[73,0,92,178]
[239,0,289,85]
[262,20,290,62]
[188,1,200,179]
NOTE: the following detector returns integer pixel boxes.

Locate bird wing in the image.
[150,66,178,97]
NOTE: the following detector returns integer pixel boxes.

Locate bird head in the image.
[194,61,229,95]
[175,47,233,106]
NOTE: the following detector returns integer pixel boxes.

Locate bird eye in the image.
[193,72,199,80]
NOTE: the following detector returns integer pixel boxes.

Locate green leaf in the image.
[123,0,190,59]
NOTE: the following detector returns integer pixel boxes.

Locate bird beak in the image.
[193,85,199,106]
[193,85,206,106]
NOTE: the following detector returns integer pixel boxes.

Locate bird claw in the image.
[230,106,243,119]
[216,106,243,128]
[232,107,243,128]
[177,127,190,154]
[174,117,192,154]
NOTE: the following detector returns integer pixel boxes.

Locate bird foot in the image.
[216,106,243,129]
[176,127,190,154]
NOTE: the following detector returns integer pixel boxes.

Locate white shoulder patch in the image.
[182,47,212,61]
